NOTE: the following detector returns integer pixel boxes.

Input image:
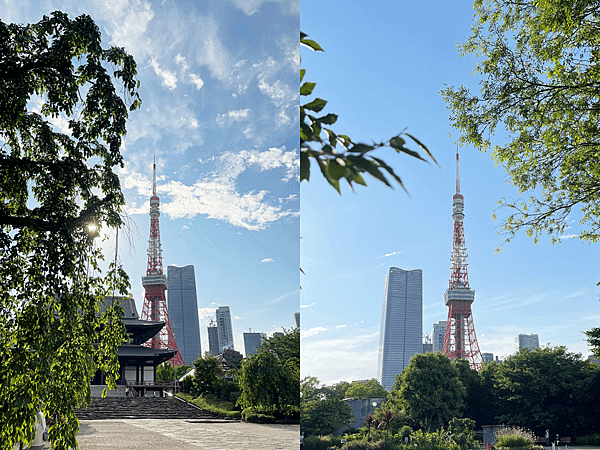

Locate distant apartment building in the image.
[433,321,447,353]
[216,306,234,351]
[294,312,300,329]
[516,333,539,350]
[422,342,433,353]
[167,265,201,365]
[377,267,423,391]
[243,331,265,357]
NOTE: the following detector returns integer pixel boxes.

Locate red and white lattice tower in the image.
[140,157,184,366]
[441,149,483,370]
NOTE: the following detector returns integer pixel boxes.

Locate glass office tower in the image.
[377,267,423,391]
[167,265,201,365]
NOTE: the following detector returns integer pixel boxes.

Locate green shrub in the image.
[241,407,276,423]
[578,434,600,445]
[399,425,412,440]
[304,434,344,450]
[410,429,461,450]
[495,427,535,449]
[341,438,403,450]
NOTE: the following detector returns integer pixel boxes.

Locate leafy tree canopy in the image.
[300,32,436,194]
[0,11,139,450]
[442,0,600,248]
[236,328,299,418]
[193,356,222,395]
[491,346,598,434]
[345,378,388,399]
[301,398,354,437]
[394,353,466,432]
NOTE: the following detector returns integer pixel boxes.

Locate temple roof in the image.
[100,296,166,344]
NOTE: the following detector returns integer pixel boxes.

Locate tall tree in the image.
[193,356,222,395]
[301,398,354,437]
[394,353,466,432]
[345,378,388,399]
[236,328,299,418]
[442,0,600,247]
[492,346,597,435]
[0,12,140,450]
[300,32,436,193]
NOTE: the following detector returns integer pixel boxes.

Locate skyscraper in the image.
[433,321,447,353]
[243,332,265,357]
[216,306,234,351]
[377,267,423,391]
[294,312,300,329]
[167,265,201,365]
[516,333,539,350]
[207,325,219,356]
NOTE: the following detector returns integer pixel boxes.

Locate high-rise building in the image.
[377,267,423,391]
[294,312,300,329]
[167,265,201,365]
[243,332,265,357]
[433,321,447,353]
[516,333,539,350]
[482,352,494,363]
[422,343,433,353]
[216,306,234,351]
[207,325,219,356]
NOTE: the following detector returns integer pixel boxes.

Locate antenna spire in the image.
[153,155,157,197]
[456,145,460,195]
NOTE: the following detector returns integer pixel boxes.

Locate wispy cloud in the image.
[121,146,299,230]
[564,290,584,299]
[381,251,401,258]
[560,234,579,239]
[336,324,347,329]
[216,109,251,126]
[301,326,328,338]
[149,58,177,90]
[261,257,274,263]
[300,303,315,309]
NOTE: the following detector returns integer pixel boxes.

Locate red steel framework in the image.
[140,157,184,366]
[441,149,483,370]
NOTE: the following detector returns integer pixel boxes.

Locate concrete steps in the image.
[76,396,215,420]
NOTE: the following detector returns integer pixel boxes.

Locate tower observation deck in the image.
[441,149,483,370]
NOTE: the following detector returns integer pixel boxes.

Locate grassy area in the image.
[176,392,242,419]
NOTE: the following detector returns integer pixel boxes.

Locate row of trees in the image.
[182,328,300,420]
[302,347,600,439]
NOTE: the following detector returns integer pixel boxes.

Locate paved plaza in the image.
[76,419,299,450]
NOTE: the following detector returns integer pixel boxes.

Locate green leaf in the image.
[303,98,327,112]
[300,151,310,181]
[349,143,375,154]
[327,159,347,180]
[300,69,305,83]
[300,82,316,96]
[317,113,337,125]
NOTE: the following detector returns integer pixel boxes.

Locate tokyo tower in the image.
[441,149,483,370]
[140,157,184,366]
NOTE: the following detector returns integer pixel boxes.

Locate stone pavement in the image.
[76,419,300,450]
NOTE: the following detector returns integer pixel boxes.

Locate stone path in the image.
[77,419,300,450]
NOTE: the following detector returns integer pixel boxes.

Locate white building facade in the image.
[216,306,234,351]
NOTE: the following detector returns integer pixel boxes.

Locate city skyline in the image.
[301,0,599,386]
[5,0,301,358]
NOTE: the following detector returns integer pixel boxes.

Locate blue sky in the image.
[4,0,300,359]
[300,0,600,385]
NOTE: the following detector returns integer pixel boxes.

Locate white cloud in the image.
[336,324,347,329]
[300,303,315,309]
[190,73,204,90]
[122,147,299,230]
[381,251,402,258]
[258,77,297,107]
[261,258,274,263]
[102,0,155,60]
[301,327,328,339]
[149,58,177,90]
[564,290,584,298]
[216,109,251,126]
[560,234,578,239]
[229,0,299,16]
